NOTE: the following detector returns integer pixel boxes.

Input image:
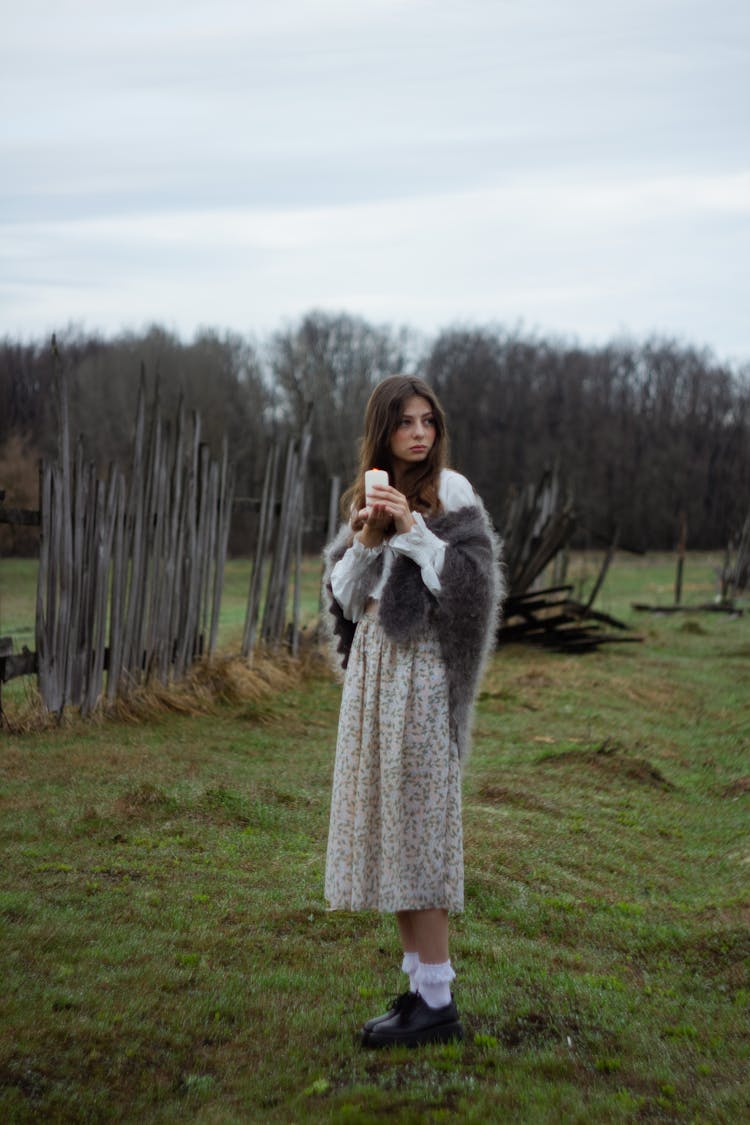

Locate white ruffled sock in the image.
[401,951,420,993]
[416,959,455,1009]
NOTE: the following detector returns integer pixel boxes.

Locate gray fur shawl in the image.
[321,503,506,763]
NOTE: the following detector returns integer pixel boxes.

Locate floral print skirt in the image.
[325,610,464,913]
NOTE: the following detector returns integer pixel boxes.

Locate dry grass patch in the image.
[112,782,177,819]
[2,649,314,735]
[112,651,305,722]
[476,782,559,814]
[720,776,750,798]
[602,671,692,714]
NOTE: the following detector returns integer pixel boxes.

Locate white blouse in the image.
[330,469,478,623]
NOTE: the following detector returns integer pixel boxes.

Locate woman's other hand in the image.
[356,501,389,548]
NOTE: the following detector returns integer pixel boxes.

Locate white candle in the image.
[365,467,389,505]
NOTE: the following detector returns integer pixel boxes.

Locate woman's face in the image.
[389,394,437,470]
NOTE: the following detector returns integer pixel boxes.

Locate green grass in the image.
[0,557,37,652]
[216,556,323,649]
[0,549,733,651]
[1,557,749,1122]
[0,556,323,653]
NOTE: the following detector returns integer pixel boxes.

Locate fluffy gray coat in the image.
[322,502,506,763]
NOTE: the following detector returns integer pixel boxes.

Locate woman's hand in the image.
[354,499,390,548]
[363,484,415,537]
[351,497,391,541]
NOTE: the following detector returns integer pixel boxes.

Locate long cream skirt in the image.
[324,611,464,913]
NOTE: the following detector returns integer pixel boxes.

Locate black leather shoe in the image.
[363,994,463,1048]
[362,990,418,1036]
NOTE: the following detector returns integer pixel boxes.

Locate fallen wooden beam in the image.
[0,647,38,682]
[631,602,743,615]
[499,591,641,651]
[507,586,573,606]
[580,606,631,631]
[0,506,40,526]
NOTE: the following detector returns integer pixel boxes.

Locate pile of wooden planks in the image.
[500,585,640,652]
[497,468,639,652]
[501,467,577,598]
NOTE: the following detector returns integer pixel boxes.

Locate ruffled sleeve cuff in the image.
[389,511,447,595]
[330,536,384,621]
[349,537,384,560]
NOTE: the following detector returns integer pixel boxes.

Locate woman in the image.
[322,374,504,1048]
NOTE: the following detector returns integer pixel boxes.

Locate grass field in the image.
[0,548,738,658]
[1,554,749,1122]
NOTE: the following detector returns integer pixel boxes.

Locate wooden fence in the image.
[31,365,235,715]
[1,349,312,719]
[241,418,312,659]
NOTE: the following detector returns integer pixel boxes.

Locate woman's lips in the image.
[410,445,427,452]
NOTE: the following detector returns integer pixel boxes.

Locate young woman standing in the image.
[322,375,504,1047]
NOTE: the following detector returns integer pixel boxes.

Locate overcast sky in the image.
[2,0,749,361]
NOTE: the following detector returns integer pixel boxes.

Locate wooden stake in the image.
[675,511,687,606]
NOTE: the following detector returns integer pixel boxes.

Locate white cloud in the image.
[1,0,748,357]
[3,167,748,352]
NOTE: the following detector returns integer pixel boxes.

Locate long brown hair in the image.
[341,375,449,522]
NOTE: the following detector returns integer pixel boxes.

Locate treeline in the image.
[1,312,749,554]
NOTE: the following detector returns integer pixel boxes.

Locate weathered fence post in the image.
[675,512,687,605]
[241,445,279,658]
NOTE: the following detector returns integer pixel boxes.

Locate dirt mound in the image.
[720,776,750,798]
[476,782,558,814]
[538,739,675,790]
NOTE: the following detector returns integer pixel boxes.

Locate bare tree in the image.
[269,311,414,534]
